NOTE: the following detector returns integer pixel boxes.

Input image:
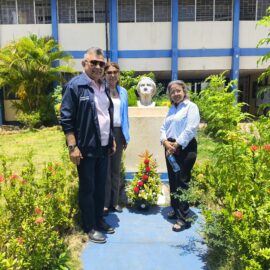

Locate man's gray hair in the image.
[84,47,104,59]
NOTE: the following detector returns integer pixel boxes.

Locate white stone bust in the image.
[136,77,156,107]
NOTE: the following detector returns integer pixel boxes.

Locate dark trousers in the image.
[77,150,108,233]
[165,138,197,220]
[105,127,125,208]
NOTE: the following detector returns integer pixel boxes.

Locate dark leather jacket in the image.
[60,73,114,157]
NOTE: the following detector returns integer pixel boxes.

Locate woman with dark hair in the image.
[104,62,130,215]
[160,80,200,232]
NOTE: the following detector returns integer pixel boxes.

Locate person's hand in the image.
[163,140,175,154]
[172,142,179,152]
[109,139,116,156]
[69,147,83,165]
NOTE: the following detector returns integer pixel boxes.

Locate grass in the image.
[0,126,66,175]
[0,127,217,174]
[197,128,218,163]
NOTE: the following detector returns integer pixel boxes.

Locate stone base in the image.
[125,107,169,172]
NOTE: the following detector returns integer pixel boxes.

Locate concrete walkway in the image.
[81,206,207,270]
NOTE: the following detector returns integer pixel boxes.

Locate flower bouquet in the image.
[127,150,162,210]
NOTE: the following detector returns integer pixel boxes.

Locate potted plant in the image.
[127,150,162,210]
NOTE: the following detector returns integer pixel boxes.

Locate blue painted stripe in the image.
[171,0,178,80]
[178,49,232,57]
[240,48,270,56]
[118,50,171,58]
[110,0,118,62]
[65,50,110,58]
[232,0,240,49]
[125,172,168,182]
[231,0,240,91]
[65,48,270,59]
[50,0,58,42]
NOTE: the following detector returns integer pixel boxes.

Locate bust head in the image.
[136,77,156,107]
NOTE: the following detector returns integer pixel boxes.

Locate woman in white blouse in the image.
[160,80,200,232]
[104,62,130,215]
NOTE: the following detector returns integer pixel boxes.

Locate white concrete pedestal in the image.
[125,106,169,172]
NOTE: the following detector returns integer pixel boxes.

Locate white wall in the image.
[118,22,171,50]
[179,57,232,71]
[118,58,171,72]
[0,24,51,47]
[58,24,106,51]
[3,100,18,121]
[240,56,269,70]
[240,21,270,48]
[1,22,269,74]
[179,21,233,49]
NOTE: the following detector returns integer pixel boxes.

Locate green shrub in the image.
[195,73,251,140]
[17,111,41,129]
[53,85,63,117]
[0,150,78,269]
[0,34,76,126]
[127,88,138,106]
[38,94,58,126]
[179,122,270,269]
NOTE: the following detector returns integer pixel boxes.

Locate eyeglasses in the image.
[106,71,119,75]
[85,60,105,68]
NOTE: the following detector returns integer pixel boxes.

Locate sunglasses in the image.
[106,71,119,75]
[85,60,105,68]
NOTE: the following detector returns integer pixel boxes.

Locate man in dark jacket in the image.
[60,47,116,243]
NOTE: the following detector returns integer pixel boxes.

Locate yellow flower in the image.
[55,103,61,113]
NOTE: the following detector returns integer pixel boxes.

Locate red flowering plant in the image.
[187,123,270,269]
[0,151,78,269]
[127,150,162,207]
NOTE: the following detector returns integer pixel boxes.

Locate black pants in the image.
[77,148,108,233]
[105,127,125,208]
[165,138,197,220]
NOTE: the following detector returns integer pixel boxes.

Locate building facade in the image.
[1,0,270,124]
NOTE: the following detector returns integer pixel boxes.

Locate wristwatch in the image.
[68,144,77,152]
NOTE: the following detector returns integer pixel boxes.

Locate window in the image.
[58,0,75,23]
[95,0,107,23]
[257,0,270,20]
[154,0,171,22]
[196,0,213,21]
[0,0,17,24]
[77,0,93,23]
[18,0,34,24]
[0,0,52,24]
[215,0,232,21]
[136,0,153,22]
[240,0,256,20]
[118,0,135,22]
[179,0,195,21]
[35,0,51,24]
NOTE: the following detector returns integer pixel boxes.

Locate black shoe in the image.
[88,229,106,243]
[113,205,123,213]
[97,220,115,234]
